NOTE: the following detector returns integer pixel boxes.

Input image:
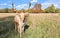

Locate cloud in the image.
[8,0,11,2]
[16,4,28,10]
[42,0,60,9]
[0,3,7,6]
[31,0,37,3]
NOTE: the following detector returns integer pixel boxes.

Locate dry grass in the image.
[0,13,60,38]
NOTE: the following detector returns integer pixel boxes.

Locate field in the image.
[0,13,60,38]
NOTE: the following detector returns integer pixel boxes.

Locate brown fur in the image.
[14,13,29,37]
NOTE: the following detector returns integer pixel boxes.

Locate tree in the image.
[32,3,44,13]
[55,8,60,13]
[44,7,49,13]
[20,9,26,13]
[26,9,33,13]
[12,3,14,12]
[28,2,31,10]
[33,3,41,10]
[5,8,8,13]
[44,4,55,13]
[0,8,8,13]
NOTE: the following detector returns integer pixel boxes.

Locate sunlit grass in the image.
[0,13,60,38]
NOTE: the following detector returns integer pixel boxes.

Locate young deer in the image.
[14,12,28,37]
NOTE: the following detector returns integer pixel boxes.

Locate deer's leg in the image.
[18,26,22,38]
[18,26,19,32]
[22,26,24,35]
[20,26,22,38]
[15,23,17,32]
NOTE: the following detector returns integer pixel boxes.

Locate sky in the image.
[0,0,60,10]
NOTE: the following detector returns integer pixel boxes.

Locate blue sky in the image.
[0,0,60,10]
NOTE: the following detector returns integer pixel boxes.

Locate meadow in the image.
[0,13,60,38]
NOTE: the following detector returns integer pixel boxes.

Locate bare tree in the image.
[28,2,31,10]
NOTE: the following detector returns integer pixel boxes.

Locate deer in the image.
[14,11,29,38]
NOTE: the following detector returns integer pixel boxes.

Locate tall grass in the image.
[0,13,60,38]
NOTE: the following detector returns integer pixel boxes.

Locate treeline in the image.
[0,4,60,13]
[0,8,44,13]
[0,8,16,13]
[44,4,60,13]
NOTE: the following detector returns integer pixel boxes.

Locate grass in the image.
[0,13,60,38]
